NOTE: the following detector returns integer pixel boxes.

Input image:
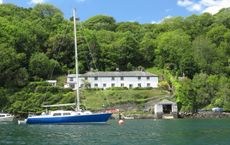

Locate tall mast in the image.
[73,8,80,111]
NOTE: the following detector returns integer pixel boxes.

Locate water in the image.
[1,119,230,145]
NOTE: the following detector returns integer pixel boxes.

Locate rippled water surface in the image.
[1,119,230,145]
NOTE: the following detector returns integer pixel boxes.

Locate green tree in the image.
[113,32,142,70]
[192,73,219,110]
[46,22,74,70]
[29,53,60,79]
[0,45,28,87]
[207,24,228,46]
[192,36,224,74]
[31,4,64,31]
[214,8,230,29]
[176,78,196,112]
[155,30,191,73]
[83,15,116,31]
[179,53,199,79]
[140,33,157,67]
[160,16,184,31]
[0,88,8,110]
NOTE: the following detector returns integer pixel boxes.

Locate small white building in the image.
[46,80,57,86]
[154,99,178,119]
[64,71,158,90]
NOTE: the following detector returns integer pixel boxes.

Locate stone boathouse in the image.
[154,99,178,119]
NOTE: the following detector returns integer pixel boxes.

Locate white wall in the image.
[172,104,178,113]
[66,76,158,89]
[154,104,163,113]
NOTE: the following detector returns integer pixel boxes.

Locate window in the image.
[88,84,91,88]
[53,113,61,116]
[147,76,150,80]
[0,115,5,117]
[85,77,88,80]
[121,77,124,80]
[138,83,141,87]
[112,83,115,87]
[63,113,71,116]
[103,84,106,87]
[70,77,73,81]
[70,84,75,88]
[80,84,84,88]
[147,83,151,87]
[138,76,141,80]
[94,77,98,80]
[112,77,115,80]
[94,83,98,87]
[121,83,124,87]
[129,84,133,88]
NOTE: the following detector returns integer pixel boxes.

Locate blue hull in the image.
[26,113,112,124]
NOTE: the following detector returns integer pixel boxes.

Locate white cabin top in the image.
[29,110,93,118]
[0,113,13,118]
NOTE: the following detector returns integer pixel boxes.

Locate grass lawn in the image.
[81,89,169,111]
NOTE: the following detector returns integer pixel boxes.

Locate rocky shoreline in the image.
[112,112,230,119]
[179,112,230,119]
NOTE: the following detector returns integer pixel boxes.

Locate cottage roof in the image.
[68,71,157,77]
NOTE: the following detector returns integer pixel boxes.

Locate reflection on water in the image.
[1,119,230,145]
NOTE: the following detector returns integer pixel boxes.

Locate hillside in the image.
[0,4,229,113]
[2,82,169,115]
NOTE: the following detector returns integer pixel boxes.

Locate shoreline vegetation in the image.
[0,4,229,118]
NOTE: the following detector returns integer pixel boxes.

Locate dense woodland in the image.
[0,4,229,114]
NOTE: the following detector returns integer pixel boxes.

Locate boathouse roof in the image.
[156,99,176,105]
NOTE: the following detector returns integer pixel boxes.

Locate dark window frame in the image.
[53,113,62,116]
[63,113,71,116]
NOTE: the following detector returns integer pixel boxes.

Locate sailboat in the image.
[19,9,112,124]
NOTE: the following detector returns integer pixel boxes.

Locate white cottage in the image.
[64,71,158,90]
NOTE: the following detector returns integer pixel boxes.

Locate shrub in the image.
[133,87,153,90]
[107,87,128,90]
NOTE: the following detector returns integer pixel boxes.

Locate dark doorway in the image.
[163,104,172,114]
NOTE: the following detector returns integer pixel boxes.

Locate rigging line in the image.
[73,22,113,109]
[78,22,98,71]
[78,23,114,108]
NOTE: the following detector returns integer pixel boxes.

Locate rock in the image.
[179,112,230,119]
